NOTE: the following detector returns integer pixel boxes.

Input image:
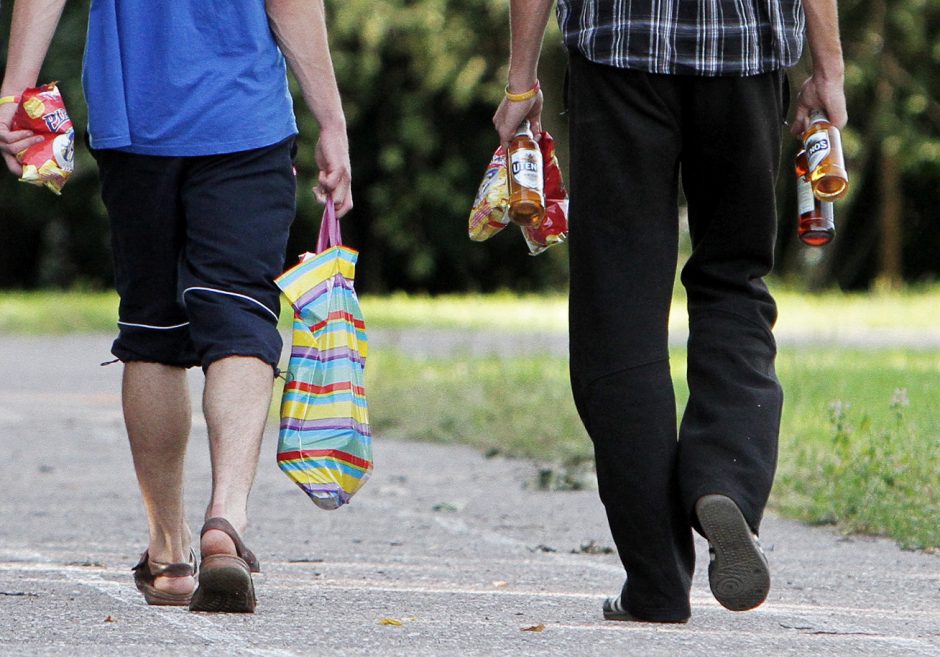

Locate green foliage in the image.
[0,0,570,293]
[1,1,937,292]
[0,2,108,289]
[777,0,940,288]
[280,0,570,292]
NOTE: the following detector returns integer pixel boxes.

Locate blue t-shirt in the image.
[82,0,297,156]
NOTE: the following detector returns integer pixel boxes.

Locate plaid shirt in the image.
[557,0,805,76]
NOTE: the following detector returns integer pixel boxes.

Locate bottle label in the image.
[510,147,543,193]
[805,130,831,173]
[797,175,815,215]
[821,201,834,222]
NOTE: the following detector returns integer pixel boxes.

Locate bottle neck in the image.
[808,109,829,125]
[514,119,532,139]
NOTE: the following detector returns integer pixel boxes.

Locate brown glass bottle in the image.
[795,150,835,246]
[801,109,848,200]
[507,120,545,227]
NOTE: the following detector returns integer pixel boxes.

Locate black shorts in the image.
[92,138,297,369]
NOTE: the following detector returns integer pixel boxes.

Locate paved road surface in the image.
[0,335,937,656]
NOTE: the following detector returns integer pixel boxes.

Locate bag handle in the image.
[316,196,342,253]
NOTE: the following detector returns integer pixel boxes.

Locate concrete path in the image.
[0,335,937,656]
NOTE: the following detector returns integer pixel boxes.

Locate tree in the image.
[1,0,937,293]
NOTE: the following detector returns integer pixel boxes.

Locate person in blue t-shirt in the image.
[0,0,352,613]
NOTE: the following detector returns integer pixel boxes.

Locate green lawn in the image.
[3,285,940,334]
[3,288,938,549]
[773,348,940,550]
[365,346,940,550]
[0,291,120,333]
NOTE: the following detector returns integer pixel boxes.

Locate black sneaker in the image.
[602,592,689,624]
[695,494,770,612]
[602,593,635,621]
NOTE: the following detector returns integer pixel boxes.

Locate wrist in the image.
[505,80,540,102]
[0,85,24,99]
[311,107,347,133]
[317,118,348,135]
[1,75,38,97]
[812,55,845,82]
[506,67,539,94]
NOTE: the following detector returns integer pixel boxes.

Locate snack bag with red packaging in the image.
[468,130,568,255]
[8,82,75,194]
[521,131,568,256]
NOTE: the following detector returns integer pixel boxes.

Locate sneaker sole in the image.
[696,494,770,612]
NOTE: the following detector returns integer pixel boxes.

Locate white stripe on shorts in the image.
[182,286,279,323]
[117,320,190,330]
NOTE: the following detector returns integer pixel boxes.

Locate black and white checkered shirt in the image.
[557,0,805,76]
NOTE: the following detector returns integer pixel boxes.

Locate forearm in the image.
[493,0,554,144]
[266,0,345,131]
[789,0,847,132]
[1,0,67,96]
[802,0,844,81]
[506,0,555,91]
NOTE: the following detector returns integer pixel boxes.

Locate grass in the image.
[3,284,940,334]
[0,290,120,333]
[773,348,940,550]
[361,286,940,334]
[3,287,939,548]
[365,347,940,551]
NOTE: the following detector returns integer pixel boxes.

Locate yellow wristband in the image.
[0,95,20,106]
[504,81,540,103]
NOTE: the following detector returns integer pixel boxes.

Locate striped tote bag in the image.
[274,199,372,510]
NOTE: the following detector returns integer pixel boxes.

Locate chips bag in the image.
[468,146,511,242]
[468,130,568,255]
[521,133,568,255]
[9,82,75,194]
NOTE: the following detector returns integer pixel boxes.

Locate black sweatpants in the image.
[566,53,787,621]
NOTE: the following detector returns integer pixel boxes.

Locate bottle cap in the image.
[514,119,532,137]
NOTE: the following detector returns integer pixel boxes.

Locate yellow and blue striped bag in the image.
[274,199,372,510]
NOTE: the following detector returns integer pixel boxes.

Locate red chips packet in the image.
[521,132,568,256]
[468,130,568,255]
[10,82,75,194]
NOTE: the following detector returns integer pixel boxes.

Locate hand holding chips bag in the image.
[5,82,75,194]
[468,130,568,255]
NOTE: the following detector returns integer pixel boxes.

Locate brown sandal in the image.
[132,549,197,606]
[189,517,261,613]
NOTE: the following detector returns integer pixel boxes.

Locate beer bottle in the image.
[507,120,545,227]
[795,150,835,246]
[801,109,848,200]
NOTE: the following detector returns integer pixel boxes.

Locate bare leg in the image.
[122,362,195,597]
[200,356,273,557]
